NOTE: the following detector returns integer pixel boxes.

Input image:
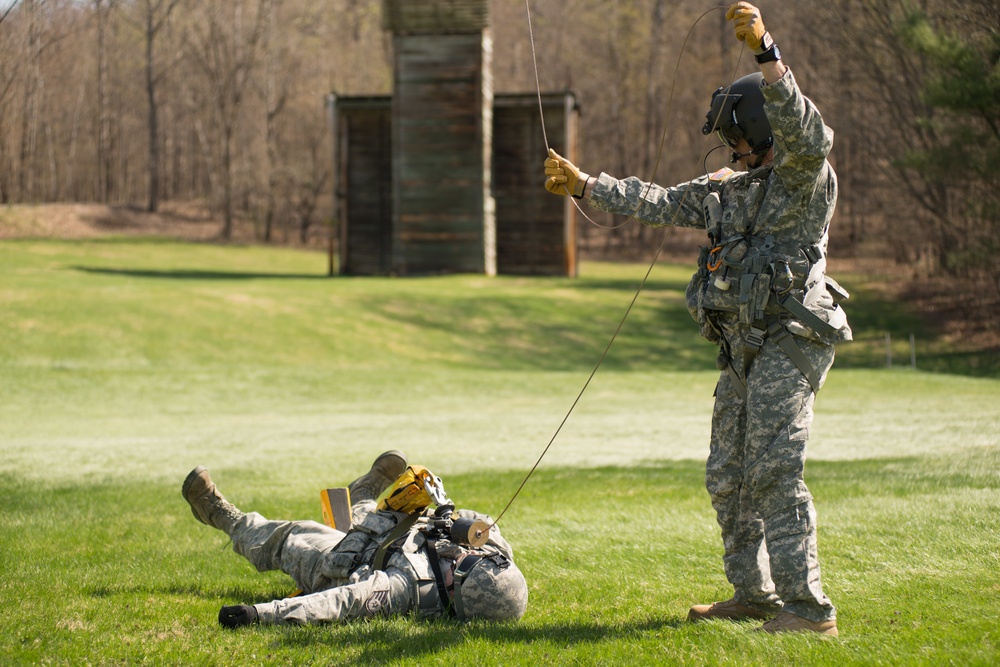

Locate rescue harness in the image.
[690,169,849,400]
[325,465,495,618]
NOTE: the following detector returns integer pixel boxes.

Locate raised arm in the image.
[728,2,832,185]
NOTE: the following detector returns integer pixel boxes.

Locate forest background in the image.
[1,0,998,347]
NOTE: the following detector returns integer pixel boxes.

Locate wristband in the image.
[754,31,774,54]
[755,43,781,64]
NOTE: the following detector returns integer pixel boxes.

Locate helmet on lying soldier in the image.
[453,551,528,621]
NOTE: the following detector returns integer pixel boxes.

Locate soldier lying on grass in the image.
[182,451,528,627]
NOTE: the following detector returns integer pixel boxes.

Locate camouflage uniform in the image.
[227,500,520,625]
[588,69,849,623]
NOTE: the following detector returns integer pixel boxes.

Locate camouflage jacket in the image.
[588,69,851,344]
[254,508,515,625]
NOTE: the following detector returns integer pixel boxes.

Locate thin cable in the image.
[527,3,736,230]
[490,226,670,526]
[524,0,622,227]
[492,3,747,526]
[524,0,549,151]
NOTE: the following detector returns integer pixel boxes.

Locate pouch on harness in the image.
[688,172,850,400]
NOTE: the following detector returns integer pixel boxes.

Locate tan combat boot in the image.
[688,597,775,622]
[348,450,408,503]
[182,466,244,535]
[758,611,839,636]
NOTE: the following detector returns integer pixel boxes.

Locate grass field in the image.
[1,238,998,666]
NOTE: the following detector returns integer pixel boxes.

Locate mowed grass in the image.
[1,237,998,666]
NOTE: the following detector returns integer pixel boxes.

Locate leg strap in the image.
[736,321,822,399]
[766,320,822,393]
[726,362,747,402]
[740,325,767,395]
[718,338,747,402]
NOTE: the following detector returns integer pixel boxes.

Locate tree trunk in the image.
[96,0,112,203]
[18,0,40,201]
[145,3,160,212]
[221,125,234,239]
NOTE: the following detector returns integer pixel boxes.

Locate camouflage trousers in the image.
[708,320,837,622]
[230,512,348,594]
[227,500,410,624]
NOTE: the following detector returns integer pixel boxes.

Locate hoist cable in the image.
[490,2,746,527]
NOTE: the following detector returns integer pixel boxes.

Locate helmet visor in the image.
[716,126,742,149]
[703,87,743,147]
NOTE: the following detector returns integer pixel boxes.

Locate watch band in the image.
[755,43,781,64]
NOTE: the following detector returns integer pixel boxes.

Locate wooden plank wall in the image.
[391,32,488,275]
[494,93,579,276]
[335,98,393,276]
[382,0,489,33]
[333,92,579,277]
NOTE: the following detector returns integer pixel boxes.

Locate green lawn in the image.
[1,238,998,665]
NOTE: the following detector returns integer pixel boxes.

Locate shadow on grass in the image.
[89,583,297,605]
[73,266,327,280]
[3,454,997,664]
[85,579,686,662]
[271,615,685,663]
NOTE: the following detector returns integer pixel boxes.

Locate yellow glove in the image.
[726,2,769,54]
[544,148,589,198]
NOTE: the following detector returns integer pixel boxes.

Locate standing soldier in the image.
[544,2,849,636]
[183,450,528,626]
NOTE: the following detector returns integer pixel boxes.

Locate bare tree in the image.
[0,1,23,202]
[16,0,46,202]
[94,0,114,203]
[185,0,266,239]
[259,0,287,242]
[290,120,330,244]
[133,0,181,212]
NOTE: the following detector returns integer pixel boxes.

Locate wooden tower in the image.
[331,0,578,277]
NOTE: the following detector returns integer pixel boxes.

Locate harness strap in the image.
[716,337,748,401]
[726,361,747,401]
[373,512,421,571]
[741,325,767,384]
[424,539,456,617]
[767,320,822,393]
[777,293,839,338]
[747,235,815,259]
[730,320,822,401]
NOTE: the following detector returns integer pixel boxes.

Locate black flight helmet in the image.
[702,72,773,159]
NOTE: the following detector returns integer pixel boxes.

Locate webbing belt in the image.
[729,319,822,400]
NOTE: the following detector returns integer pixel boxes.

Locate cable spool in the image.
[451,517,490,548]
